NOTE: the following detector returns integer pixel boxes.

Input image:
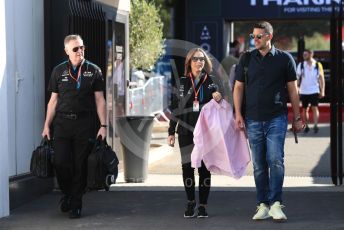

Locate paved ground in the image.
[1,191,344,230]
[0,121,343,230]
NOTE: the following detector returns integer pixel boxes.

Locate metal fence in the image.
[128,76,168,117]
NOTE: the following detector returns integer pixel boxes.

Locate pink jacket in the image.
[191,99,251,179]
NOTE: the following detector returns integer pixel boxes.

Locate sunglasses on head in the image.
[72,46,85,52]
[249,33,268,40]
[191,56,205,62]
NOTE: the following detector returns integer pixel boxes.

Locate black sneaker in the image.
[184,201,196,218]
[197,206,208,218]
[314,126,319,133]
[304,126,310,133]
[59,196,71,213]
[69,208,82,219]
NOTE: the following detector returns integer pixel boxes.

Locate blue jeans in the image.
[245,114,288,205]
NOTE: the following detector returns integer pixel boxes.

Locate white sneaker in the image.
[268,201,287,221]
[252,203,271,220]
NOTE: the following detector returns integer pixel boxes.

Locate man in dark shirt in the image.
[233,21,303,222]
[42,34,106,219]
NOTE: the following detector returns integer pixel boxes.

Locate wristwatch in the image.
[100,124,107,128]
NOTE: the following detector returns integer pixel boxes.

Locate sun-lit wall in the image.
[96,0,130,12]
[0,0,10,218]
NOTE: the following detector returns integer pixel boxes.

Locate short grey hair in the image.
[64,34,83,47]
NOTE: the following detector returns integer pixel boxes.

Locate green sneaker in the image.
[252,203,270,220]
[268,201,287,222]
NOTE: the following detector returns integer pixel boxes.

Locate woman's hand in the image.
[212,91,222,102]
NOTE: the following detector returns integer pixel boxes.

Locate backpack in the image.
[87,138,119,191]
[30,138,55,178]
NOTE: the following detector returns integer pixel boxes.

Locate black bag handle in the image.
[96,135,110,148]
[92,136,109,154]
[41,136,53,148]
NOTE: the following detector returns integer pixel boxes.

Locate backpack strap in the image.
[315,61,320,76]
[242,51,251,86]
[239,51,251,117]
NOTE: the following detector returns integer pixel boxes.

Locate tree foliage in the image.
[291,32,330,51]
[130,0,164,70]
[147,0,173,38]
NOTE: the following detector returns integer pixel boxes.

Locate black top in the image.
[168,71,223,136]
[48,59,104,113]
[235,46,297,121]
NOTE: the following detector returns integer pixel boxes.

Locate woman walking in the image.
[167,47,223,218]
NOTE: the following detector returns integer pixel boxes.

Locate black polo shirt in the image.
[235,46,296,121]
[48,59,104,113]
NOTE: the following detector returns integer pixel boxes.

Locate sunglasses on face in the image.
[72,46,85,52]
[249,33,268,40]
[191,56,205,62]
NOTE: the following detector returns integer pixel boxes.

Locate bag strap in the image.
[242,51,251,94]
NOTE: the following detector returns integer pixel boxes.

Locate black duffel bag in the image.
[30,138,54,178]
[87,138,119,191]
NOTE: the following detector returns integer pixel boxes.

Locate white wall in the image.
[0,0,10,218]
[0,0,44,217]
[6,0,45,177]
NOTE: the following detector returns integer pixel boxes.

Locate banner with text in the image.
[223,0,344,20]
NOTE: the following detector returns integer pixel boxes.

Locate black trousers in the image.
[178,134,211,205]
[53,113,95,209]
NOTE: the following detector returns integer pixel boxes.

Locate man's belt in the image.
[57,112,89,120]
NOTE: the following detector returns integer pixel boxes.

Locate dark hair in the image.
[304,49,313,54]
[184,48,212,76]
[253,21,273,34]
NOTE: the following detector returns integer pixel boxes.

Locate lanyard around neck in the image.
[68,60,85,83]
[189,73,207,101]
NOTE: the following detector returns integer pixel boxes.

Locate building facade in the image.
[0,0,129,218]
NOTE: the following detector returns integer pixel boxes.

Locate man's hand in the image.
[292,118,304,133]
[97,127,107,140]
[167,135,175,147]
[235,113,245,130]
[319,91,325,99]
[41,126,51,140]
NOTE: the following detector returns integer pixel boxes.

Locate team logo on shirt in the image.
[83,71,94,77]
[61,70,69,77]
[208,83,217,89]
[274,92,283,106]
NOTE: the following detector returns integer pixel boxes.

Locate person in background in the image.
[42,34,106,219]
[233,21,303,222]
[296,49,325,133]
[167,47,223,218]
[219,40,240,102]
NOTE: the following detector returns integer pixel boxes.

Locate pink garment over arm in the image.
[191,99,251,179]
